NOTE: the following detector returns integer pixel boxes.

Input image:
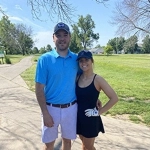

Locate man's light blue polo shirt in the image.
[35,49,78,104]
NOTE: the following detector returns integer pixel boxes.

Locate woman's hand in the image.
[96,99,102,109]
[85,107,99,117]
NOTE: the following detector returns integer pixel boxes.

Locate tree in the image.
[142,35,150,53]
[107,37,125,54]
[15,24,34,55]
[27,0,108,22]
[46,44,52,51]
[107,38,116,53]
[111,0,150,37]
[1,1,108,23]
[39,47,46,54]
[69,32,82,53]
[116,37,125,53]
[0,16,17,54]
[104,45,113,55]
[72,14,99,49]
[32,47,39,54]
[0,16,34,55]
[0,7,7,17]
[123,36,138,54]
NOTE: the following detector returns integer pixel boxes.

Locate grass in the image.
[5,55,26,64]
[93,54,150,126]
[21,54,39,91]
[21,64,36,91]
[21,54,150,126]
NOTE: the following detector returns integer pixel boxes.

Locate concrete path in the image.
[0,56,150,150]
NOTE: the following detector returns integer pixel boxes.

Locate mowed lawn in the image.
[5,55,26,64]
[21,54,150,126]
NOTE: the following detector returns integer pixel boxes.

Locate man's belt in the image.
[46,100,77,108]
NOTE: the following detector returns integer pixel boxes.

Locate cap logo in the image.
[57,23,65,28]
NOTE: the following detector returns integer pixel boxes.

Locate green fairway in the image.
[21,54,150,126]
[94,54,150,126]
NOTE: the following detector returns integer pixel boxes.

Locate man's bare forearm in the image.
[35,82,49,115]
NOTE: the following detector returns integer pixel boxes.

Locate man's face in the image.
[53,29,71,51]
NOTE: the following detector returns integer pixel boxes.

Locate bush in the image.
[5,56,11,64]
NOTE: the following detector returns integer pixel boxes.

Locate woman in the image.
[76,50,118,150]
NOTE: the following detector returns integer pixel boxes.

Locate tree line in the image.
[107,35,150,54]
[29,0,150,55]
[0,14,150,56]
[32,14,150,55]
[0,0,150,54]
[0,16,33,55]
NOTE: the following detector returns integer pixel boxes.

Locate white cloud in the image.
[22,18,44,30]
[33,31,55,49]
[15,5,22,10]
[8,16,44,32]
[9,16,23,22]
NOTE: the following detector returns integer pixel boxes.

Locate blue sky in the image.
[0,0,119,49]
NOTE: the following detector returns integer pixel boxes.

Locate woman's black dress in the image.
[76,74,105,138]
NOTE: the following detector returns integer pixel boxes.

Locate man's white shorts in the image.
[41,103,77,143]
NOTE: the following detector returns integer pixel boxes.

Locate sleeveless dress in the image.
[76,74,105,138]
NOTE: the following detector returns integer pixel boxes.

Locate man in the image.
[35,22,78,150]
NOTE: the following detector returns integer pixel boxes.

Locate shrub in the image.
[5,56,11,64]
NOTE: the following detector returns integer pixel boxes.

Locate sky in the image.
[0,0,119,49]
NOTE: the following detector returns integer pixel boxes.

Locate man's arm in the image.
[35,82,54,127]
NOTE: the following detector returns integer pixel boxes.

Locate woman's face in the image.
[78,58,93,71]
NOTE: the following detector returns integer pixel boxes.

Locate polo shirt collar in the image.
[52,49,72,58]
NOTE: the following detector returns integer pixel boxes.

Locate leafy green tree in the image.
[32,47,39,54]
[116,37,125,53]
[123,36,138,54]
[15,24,33,55]
[0,17,34,55]
[46,44,52,51]
[107,38,116,53]
[72,14,99,49]
[0,16,16,54]
[108,37,125,54]
[39,47,46,54]
[69,32,82,53]
[104,45,113,55]
[142,35,150,54]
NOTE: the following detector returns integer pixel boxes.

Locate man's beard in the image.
[58,43,69,51]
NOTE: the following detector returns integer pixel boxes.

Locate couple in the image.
[35,22,118,150]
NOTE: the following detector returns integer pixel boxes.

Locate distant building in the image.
[137,43,143,53]
[117,50,125,54]
[89,48,104,54]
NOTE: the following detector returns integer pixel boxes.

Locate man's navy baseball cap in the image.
[54,22,70,34]
[77,50,93,61]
